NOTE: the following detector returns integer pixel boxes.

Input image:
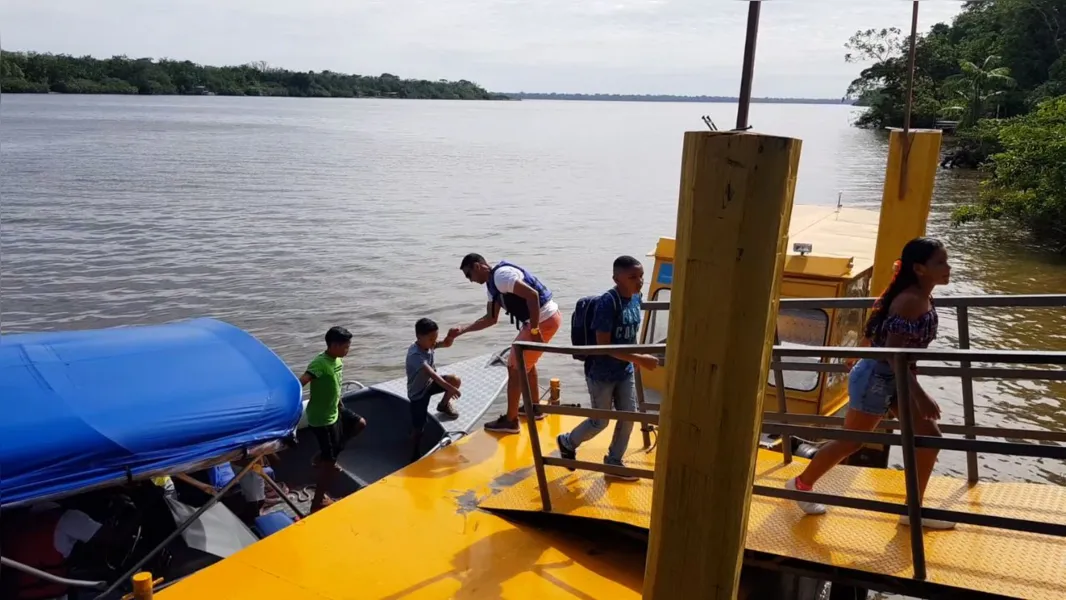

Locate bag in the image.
[571,289,621,362]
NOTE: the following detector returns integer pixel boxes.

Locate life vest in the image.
[1,509,69,600]
[486,261,553,329]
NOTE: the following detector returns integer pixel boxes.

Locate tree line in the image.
[0,52,506,100]
[845,0,1066,250]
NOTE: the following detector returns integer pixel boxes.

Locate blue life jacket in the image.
[486,261,553,330]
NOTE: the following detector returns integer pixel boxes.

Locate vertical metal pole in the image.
[894,353,927,581]
[735,1,762,130]
[515,343,552,512]
[635,367,652,449]
[773,331,792,464]
[957,306,979,484]
[898,0,920,199]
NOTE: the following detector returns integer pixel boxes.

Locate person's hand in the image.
[636,355,660,371]
[916,396,941,421]
[446,384,462,399]
[531,330,544,343]
[447,327,462,339]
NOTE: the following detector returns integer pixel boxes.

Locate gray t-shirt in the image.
[405,342,434,400]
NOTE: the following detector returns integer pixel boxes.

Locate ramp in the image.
[479,416,1066,600]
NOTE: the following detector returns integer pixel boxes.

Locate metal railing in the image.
[511,294,1066,582]
[647,293,1066,482]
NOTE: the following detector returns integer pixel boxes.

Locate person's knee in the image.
[444,374,461,387]
[589,418,608,432]
[353,417,367,436]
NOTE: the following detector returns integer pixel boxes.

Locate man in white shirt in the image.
[452,253,563,434]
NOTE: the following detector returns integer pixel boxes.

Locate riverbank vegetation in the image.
[846,0,1066,249]
[0,53,505,100]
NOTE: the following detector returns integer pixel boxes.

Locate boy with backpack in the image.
[558,255,659,480]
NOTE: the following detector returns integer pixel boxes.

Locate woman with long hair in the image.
[786,237,956,530]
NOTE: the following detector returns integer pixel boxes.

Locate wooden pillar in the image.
[871,128,942,294]
[644,131,801,599]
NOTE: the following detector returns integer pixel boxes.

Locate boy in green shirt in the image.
[299,326,365,512]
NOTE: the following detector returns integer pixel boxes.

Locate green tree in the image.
[942,55,1017,126]
[954,95,1066,249]
[0,51,505,101]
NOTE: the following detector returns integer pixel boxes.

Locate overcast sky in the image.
[3,1,965,97]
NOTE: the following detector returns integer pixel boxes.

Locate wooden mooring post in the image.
[643,131,801,599]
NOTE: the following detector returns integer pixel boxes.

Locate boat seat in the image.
[254,512,295,538]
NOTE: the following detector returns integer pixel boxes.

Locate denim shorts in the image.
[848,359,897,416]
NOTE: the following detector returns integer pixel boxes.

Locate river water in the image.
[2,94,1065,489]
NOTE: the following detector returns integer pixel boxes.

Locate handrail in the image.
[511,338,1066,582]
[0,556,106,590]
[642,293,1066,312]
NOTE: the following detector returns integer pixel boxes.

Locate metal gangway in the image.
[479,294,1066,600]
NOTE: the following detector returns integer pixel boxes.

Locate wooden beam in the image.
[644,131,801,599]
[871,128,942,294]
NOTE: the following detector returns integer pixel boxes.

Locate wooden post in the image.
[871,128,942,294]
[644,131,801,599]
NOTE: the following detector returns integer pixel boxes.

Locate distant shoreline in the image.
[504,93,855,106]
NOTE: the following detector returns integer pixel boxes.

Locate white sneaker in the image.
[786,477,826,515]
[899,515,956,530]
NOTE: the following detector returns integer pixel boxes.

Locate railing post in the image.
[132,572,154,600]
[957,305,979,484]
[773,331,792,464]
[635,367,653,449]
[515,343,552,512]
[644,131,801,600]
[893,353,927,581]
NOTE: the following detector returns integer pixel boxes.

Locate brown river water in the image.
[2,94,1065,492]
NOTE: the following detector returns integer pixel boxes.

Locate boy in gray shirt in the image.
[406,318,461,461]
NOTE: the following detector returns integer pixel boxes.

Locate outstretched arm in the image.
[596,331,659,370]
[421,363,461,396]
[455,301,499,337]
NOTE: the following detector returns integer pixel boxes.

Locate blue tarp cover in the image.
[0,318,302,506]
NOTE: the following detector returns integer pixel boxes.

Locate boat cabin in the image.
[639,204,879,416]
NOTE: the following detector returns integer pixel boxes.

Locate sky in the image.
[2,0,966,98]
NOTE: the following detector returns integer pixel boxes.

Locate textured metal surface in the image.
[160,410,645,600]
[479,415,1066,600]
[372,348,509,435]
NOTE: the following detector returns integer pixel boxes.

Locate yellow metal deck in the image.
[479,417,1066,600]
[158,416,646,600]
[160,414,1066,599]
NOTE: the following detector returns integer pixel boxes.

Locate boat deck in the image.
[160,415,1066,600]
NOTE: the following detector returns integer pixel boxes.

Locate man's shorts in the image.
[310,407,365,463]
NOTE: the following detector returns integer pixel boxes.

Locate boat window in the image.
[647,288,670,343]
[769,308,829,392]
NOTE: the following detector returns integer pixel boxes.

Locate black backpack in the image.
[571,289,622,362]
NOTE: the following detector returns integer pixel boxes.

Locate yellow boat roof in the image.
[650,204,879,279]
[786,205,879,274]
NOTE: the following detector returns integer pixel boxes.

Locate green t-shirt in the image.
[305,353,342,427]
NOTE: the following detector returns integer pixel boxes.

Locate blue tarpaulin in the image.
[0,318,302,507]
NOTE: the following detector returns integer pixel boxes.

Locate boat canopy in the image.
[0,318,302,507]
